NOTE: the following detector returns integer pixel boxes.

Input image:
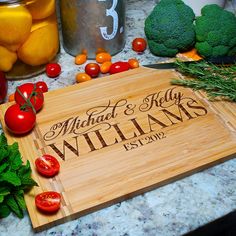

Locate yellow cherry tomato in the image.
[100,61,112,74]
[75,54,87,65]
[128,58,139,69]
[96,52,112,64]
[8,93,15,102]
[75,72,92,83]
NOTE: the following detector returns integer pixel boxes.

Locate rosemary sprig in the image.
[171,61,236,102]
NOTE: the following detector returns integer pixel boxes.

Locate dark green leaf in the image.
[14,193,26,210]
[1,171,21,186]
[9,152,23,171]
[0,162,8,174]
[0,195,4,203]
[6,195,23,218]
[17,160,31,178]
[0,134,7,148]
[8,142,19,153]
[0,186,10,196]
[21,176,38,187]
[0,204,11,218]
[0,148,8,162]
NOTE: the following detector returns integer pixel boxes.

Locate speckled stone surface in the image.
[0,1,236,236]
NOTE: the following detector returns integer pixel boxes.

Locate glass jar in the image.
[0,0,59,79]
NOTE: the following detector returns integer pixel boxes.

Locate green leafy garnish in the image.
[0,133,38,218]
[171,61,236,102]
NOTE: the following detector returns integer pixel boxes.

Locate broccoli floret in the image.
[144,0,195,57]
[195,4,236,58]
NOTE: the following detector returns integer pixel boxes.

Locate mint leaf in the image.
[20,176,38,188]
[0,134,7,147]
[8,142,19,153]
[9,151,22,171]
[0,148,8,162]
[0,204,11,218]
[0,186,10,196]
[14,193,26,210]
[0,162,8,174]
[0,134,38,219]
[17,161,32,178]
[0,195,4,203]
[6,195,23,218]
[1,171,21,186]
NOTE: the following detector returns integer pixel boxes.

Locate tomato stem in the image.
[16,87,36,114]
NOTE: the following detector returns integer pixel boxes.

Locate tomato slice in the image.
[35,191,61,213]
[35,154,60,177]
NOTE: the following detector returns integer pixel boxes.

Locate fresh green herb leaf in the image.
[0,133,38,219]
[0,133,7,147]
[171,61,236,102]
[0,163,8,174]
[14,193,26,210]
[0,204,11,218]
[0,171,21,186]
[6,195,23,218]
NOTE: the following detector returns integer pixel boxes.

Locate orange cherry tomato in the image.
[96,52,112,64]
[128,58,140,69]
[8,93,15,102]
[100,61,112,74]
[75,54,87,65]
[75,73,92,83]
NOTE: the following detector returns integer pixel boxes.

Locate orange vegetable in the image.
[75,54,87,65]
[96,52,111,64]
[100,61,112,74]
[179,48,203,61]
[8,93,15,102]
[128,58,139,69]
[75,72,92,83]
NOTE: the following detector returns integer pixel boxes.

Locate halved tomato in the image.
[35,154,60,177]
[35,191,61,213]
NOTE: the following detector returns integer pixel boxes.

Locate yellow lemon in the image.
[0,46,17,72]
[18,23,59,66]
[27,0,56,20]
[31,13,57,32]
[0,5,32,45]
[3,44,21,52]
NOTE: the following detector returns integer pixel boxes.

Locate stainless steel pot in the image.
[60,0,126,58]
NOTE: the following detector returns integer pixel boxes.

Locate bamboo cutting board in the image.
[0,67,236,231]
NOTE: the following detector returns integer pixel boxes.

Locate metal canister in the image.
[60,0,126,58]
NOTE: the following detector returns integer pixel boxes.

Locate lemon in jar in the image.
[0,5,32,45]
[26,0,56,20]
[0,46,17,72]
[18,23,59,66]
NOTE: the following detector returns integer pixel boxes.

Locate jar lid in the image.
[0,0,23,4]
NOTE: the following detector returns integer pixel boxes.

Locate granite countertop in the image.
[0,0,236,235]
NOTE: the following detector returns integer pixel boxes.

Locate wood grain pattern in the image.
[0,67,235,231]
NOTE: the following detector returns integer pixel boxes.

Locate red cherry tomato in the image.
[46,63,61,78]
[109,61,130,74]
[36,81,48,93]
[35,154,60,177]
[15,83,44,112]
[85,63,100,78]
[4,104,36,135]
[35,191,61,213]
[0,71,8,104]
[132,38,147,52]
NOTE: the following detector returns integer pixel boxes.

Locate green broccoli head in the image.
[144,0,195,57]
[195,4,236,58]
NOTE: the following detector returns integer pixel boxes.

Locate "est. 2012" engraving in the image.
[123,132,166,151]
